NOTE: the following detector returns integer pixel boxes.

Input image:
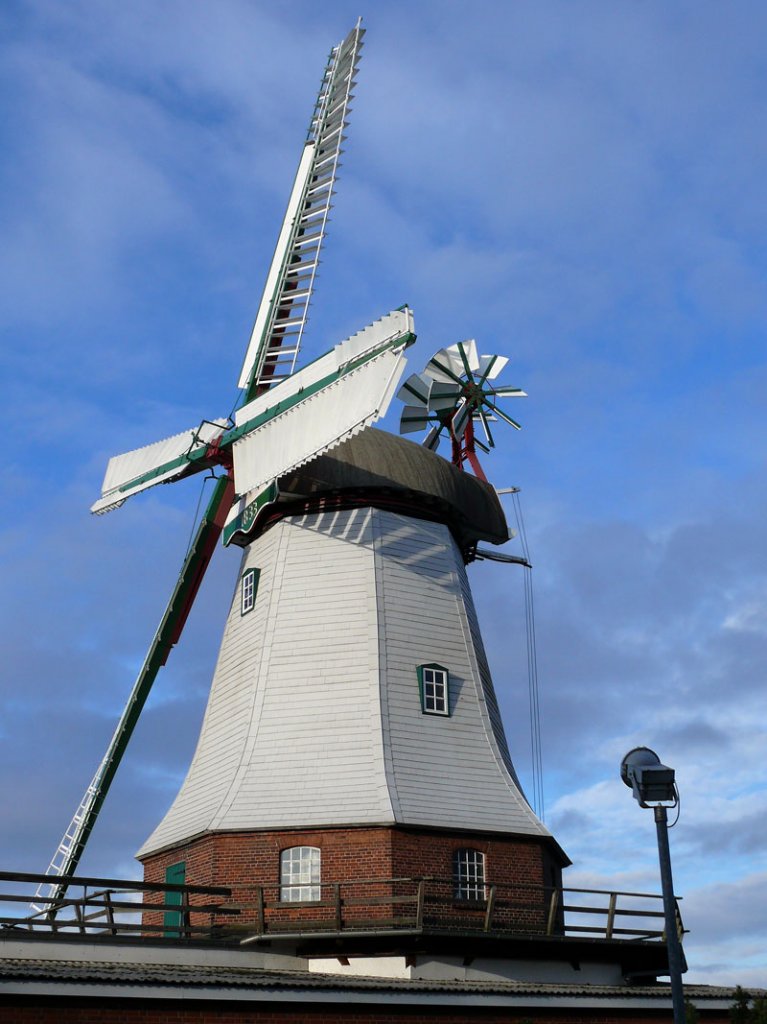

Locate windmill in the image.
[33,20,413,910]
[35,21,563,926]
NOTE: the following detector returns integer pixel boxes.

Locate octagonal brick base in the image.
[140,825,564,938]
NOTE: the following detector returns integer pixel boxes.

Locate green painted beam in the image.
[48,475,234,906]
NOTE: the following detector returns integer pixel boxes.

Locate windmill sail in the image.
[238,22,365,401]
[91,420,228,515]
[230,307,414,501]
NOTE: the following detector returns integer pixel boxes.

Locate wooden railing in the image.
[0,870,683,945]
[0,870,235,939]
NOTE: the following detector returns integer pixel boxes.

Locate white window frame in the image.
[419,664,449,716]
[241,568,258,615]
[453,848,486,900]
[280,846,321,903]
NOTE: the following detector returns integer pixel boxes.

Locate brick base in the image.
[140,824,562,935]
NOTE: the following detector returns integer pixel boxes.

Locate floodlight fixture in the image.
[621,746,677,808]
[620,746,685,1024]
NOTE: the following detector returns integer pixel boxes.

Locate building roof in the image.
[0,954,748,1010]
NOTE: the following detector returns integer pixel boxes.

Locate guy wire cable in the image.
[512,490,545,821]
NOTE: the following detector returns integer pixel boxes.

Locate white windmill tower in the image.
[37,22,568,943]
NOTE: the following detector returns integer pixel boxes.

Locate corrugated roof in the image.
[0,958,751,1002]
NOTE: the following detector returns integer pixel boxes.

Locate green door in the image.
[163,861,186,937]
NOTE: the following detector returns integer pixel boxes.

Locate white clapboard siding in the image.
[138,507,547,858]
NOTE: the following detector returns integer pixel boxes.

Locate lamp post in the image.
[620,747,686,1024]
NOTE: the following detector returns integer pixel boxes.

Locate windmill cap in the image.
[271,427,509,553]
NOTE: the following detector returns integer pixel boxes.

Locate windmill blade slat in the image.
[487,400,523,430]
[427,380,462,411]
[423,349,465,385]
[454,339,479,380]
[451,400,472,441]
[492,386,528,397]
[478,353,508,382]
[232,307,415,497]
[396,372,432,407]
[477,405,495,448]
[423,425,442,451]
[91,419,228,515]
[399,405,435,434]
[238,21,364,400]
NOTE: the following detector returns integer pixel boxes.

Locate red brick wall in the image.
[140,825,557,935]
[391,827,549,884]
[391,827,559,932]
[141,826,396,932]
[142,825,556,891]
[0,995,732,1022]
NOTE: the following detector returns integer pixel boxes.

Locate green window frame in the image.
[417,663,450,716]
[163,860,186,937]
[241,567,260,615]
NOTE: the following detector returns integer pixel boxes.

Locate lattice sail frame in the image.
[238,22,365,401]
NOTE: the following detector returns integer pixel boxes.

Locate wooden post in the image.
[182,887,191,939]
[103,891,116,936]
[255,886,265,935]
[546,888,560,936]
[606,892,617,939]
[483,884,496,932]
[416,879,425,930]
[333,883,342,931]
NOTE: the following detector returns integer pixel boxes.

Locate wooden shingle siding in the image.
[138,507,546,859]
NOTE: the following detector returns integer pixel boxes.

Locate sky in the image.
[1,0,766,990]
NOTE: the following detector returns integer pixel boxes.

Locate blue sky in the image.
[1,0,766,988]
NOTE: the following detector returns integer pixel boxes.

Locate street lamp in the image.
[621,747,686,1024]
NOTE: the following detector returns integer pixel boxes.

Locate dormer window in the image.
[417,664,450,716]
[241,568,260,615]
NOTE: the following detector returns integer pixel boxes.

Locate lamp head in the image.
[621,747,677,808]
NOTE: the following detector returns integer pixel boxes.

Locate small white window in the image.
[241,568,259,615]
[280,846,321,902]
[419,664,449,716]
[453,848,486,900]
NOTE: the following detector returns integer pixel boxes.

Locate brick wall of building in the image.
[140,825,558,936]
[0,995,732,1023]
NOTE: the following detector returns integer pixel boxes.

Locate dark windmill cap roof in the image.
[276,428,509,551]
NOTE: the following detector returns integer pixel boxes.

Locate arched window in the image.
[280,846,321,902]
[453,848,486,900]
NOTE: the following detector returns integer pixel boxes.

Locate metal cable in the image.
[185,473,214,558]
[512,491,545,821]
